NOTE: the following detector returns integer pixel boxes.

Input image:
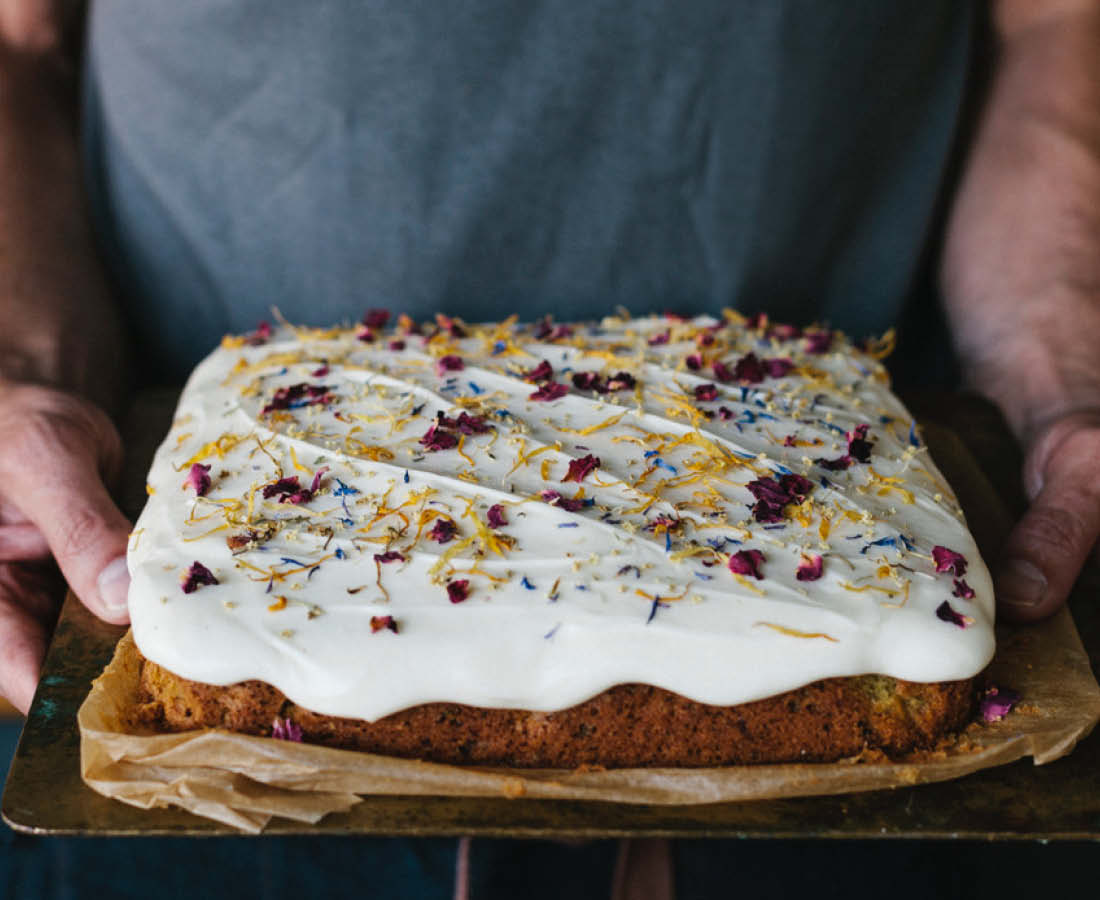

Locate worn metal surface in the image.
[4,390,1100,838]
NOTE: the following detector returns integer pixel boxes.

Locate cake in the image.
[126,311,995,766]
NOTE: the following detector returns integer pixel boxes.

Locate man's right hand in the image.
[0,384,132,713]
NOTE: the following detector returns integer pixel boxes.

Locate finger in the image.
[996,428,1100,622]
[0,417,131,626]
[0,588,49,714]
[0,522,52,561]
[0,562,63,623]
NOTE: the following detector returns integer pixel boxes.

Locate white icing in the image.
[127,314,995,721]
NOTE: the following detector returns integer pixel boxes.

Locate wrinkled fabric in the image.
[83,0,974,380]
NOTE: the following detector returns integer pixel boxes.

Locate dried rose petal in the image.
[780,474,814,501]
[262,476,314,504]
[312,364,330,377]
[746,474,813,523]
[185,463,212,497]
[563,454,601,483]
[717,406,734,420]
[370,614,399,634]
[436,354,465,376]
[271,717,303,742]
[309,466,329,494]
[815,454,852,471]
[647,329,671,346]
[362,308,391,330]
[261,383,333,415]
[373,551,405,564]
[953,578,976,599]
[388,339,406,351]
[935,600,971,628]
[487,504,508,528]
[711,360,735,382]
[571,371,602,391]
[428,518,458,544]
[728,549,765,579]
[695,383,718,402]
[181,560,218,594]
[605,372,636,392]
[732,353,765,384]
[685,353,703,371]
[529,381,569,402]
[419,423,459,451]
[796,555,824,581]
[846,424,873,463]
[356,325,376,342]
[525,360,554,383]
[745,312,768,330]
[764,358,794,378]
[447,579,470,604]
[397,313,422,335]
[769,323,802,341]
[932,546,968,577]
[244,321,273,346]
[435,313,466,337]
[980,686,1020,722]
[804,330,833,354]
[539,489,589,512]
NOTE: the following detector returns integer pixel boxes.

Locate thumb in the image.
[996,421,1100,622]
[0,395,132,625]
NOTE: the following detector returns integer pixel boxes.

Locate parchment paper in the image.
[80,618,1100,834]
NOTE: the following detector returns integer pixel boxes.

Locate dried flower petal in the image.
[764,358,794,378]
[563,454,601,483]
[309,466,329,494]
[525,360,554,383]
[447,579,470,604]
[695,383,718,402]
[185,463,212,497]
[181,560,218,594]
[605,371,636,392]
[370,614,399,634]
[244,321,273,346]
[769,323,802,341]
[685,353,703,371]
[529,381,569,402]
[571,371,602,391]
[261,382,333,415]
[428,518,458,543]
[953,578,976,599]
[419,423,459,451]
[846,424,873,463]
[932,546,968,577]
[373,551,405,564]
[262,476,314,504]
[935,600,971,628]
[436,354,465,376]
[711,360,735,382]
[796,555,824,581]
[732,353,766,384]
[435,313,466,337]
[647,329,670,346]
[815,454,852,471]
[805,330,833,354]
[980,686,1020,722]
[728,548,765,579]
[487,504,508,528]
[362,308,391,329]
[271,717,303,742]
[539,489,591,512]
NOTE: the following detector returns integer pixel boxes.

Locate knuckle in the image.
[55,505,108,564]
[1014,504,1091,562]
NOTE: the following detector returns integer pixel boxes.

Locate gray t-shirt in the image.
[82,0,974,380]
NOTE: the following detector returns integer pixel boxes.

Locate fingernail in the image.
[997,559,1047,609]
[97,556,131,613]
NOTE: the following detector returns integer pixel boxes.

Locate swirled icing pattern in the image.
[128,313,994,721]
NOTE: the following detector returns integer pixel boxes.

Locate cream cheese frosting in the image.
[127,312,995,721]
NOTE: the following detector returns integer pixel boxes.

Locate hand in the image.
[0,383,132,713]
[995,411,1100,622]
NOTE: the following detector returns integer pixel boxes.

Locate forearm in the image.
[941,2,1100,443]
[0,41,128,414]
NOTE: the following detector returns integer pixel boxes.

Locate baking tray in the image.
[4,390,1100,838]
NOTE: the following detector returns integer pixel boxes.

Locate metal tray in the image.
[4,391,1100,838]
